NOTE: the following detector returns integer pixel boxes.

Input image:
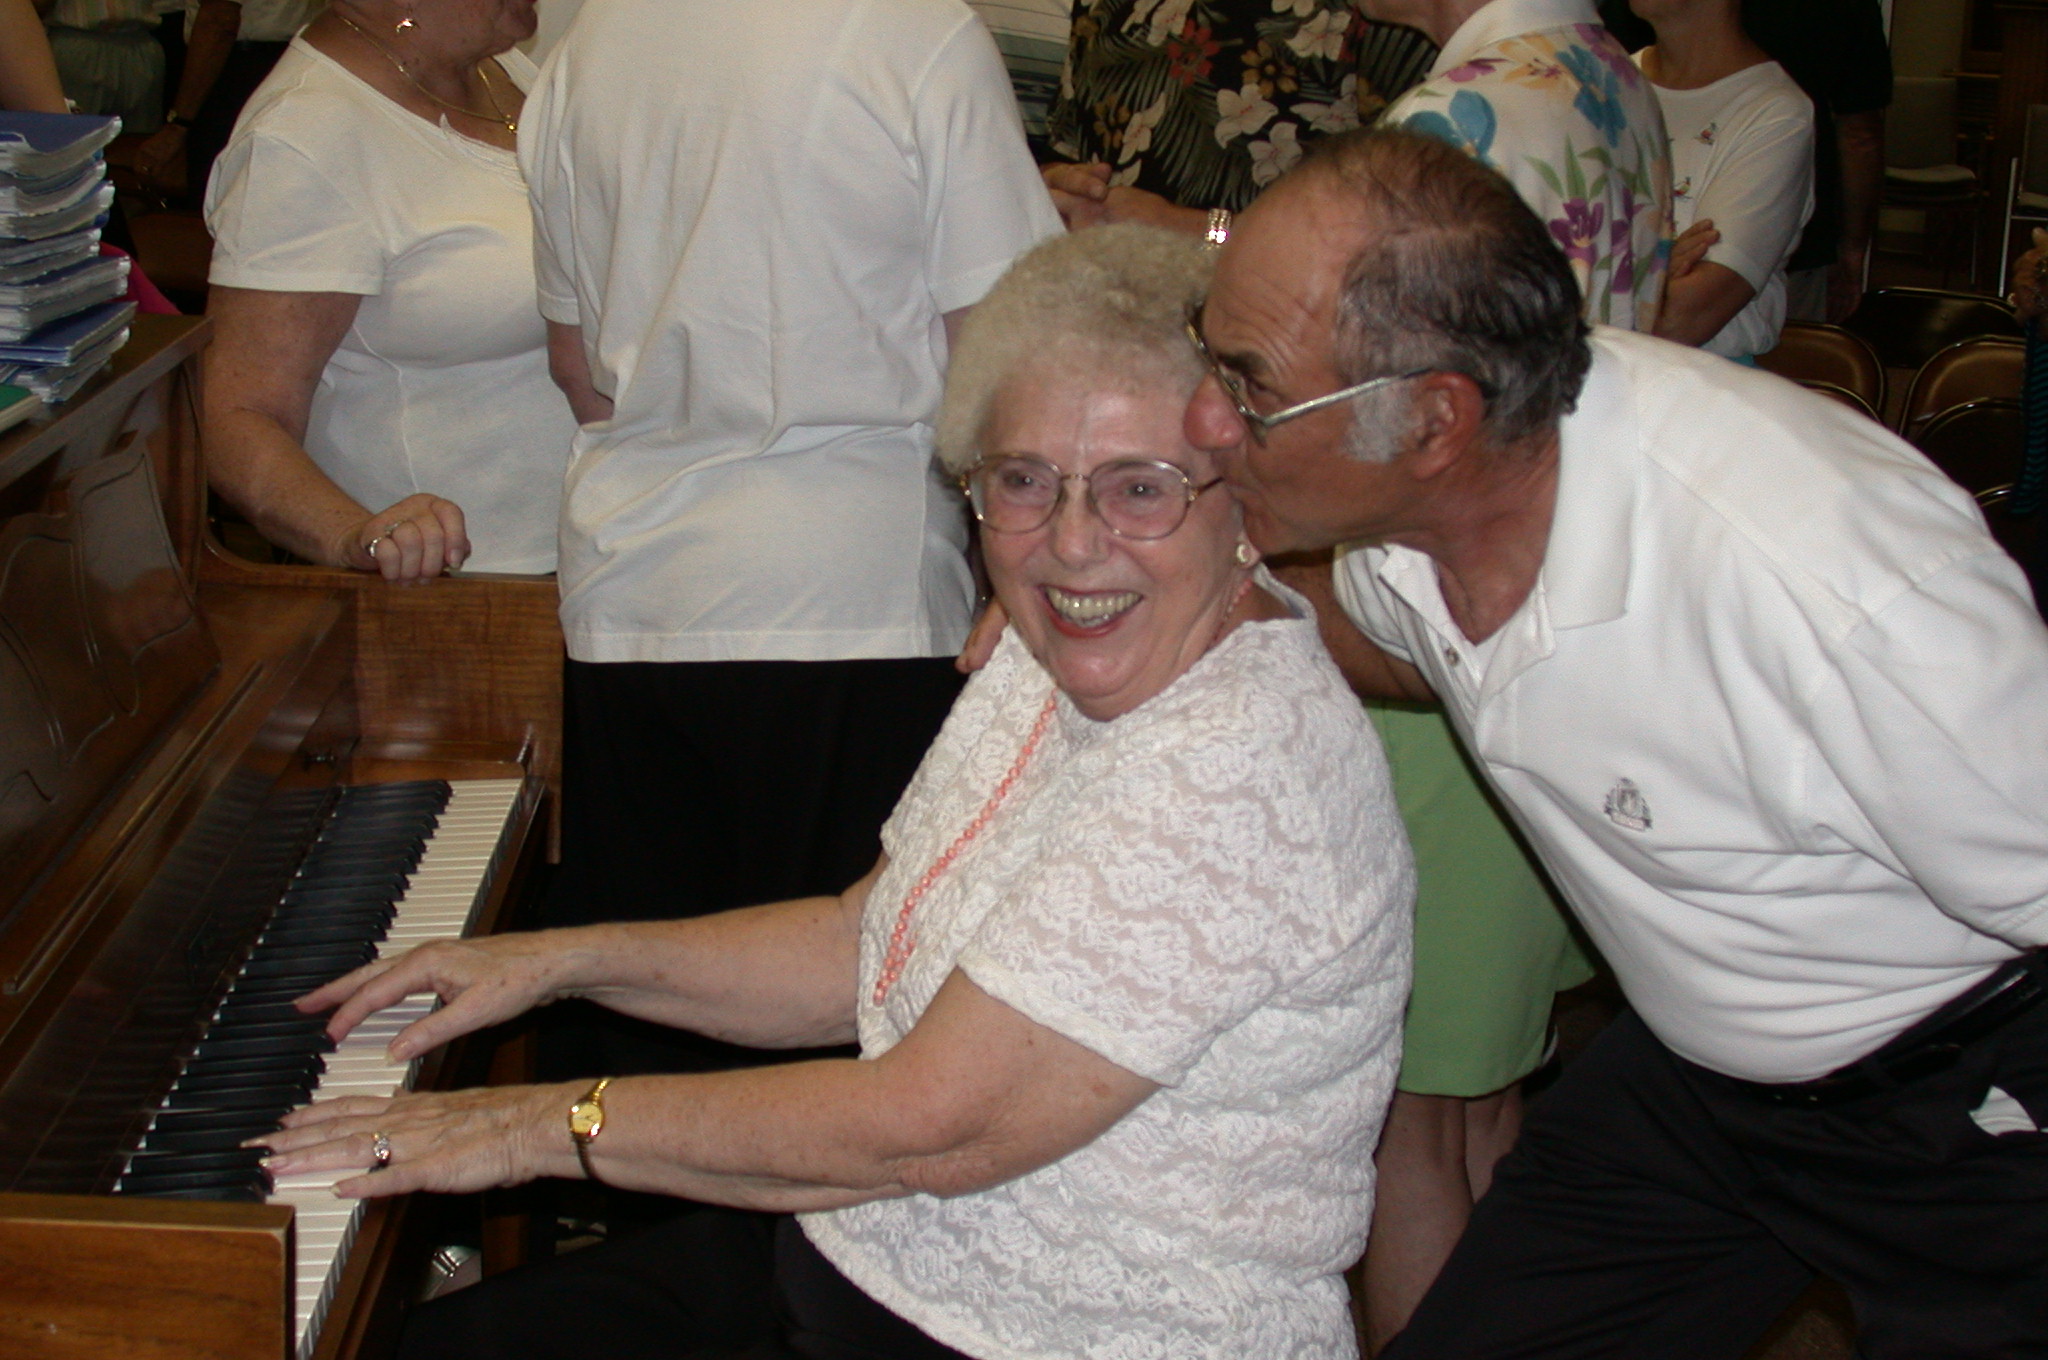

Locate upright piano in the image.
[0,317,564,1359]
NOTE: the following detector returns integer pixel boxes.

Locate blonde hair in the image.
[935,223,1214,474]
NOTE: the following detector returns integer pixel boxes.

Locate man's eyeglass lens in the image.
[969,458,1213,539]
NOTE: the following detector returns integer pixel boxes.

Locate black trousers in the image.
[538,656,963,1080]
[400,1208,974,1360]
[1383,1003,2048,1359]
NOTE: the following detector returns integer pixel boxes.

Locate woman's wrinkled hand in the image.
[1043,161,1112,230]
[296,933,574,1061]
[1667,218,1720,281]
[251,1083,576,1198]
[339,493,470,582]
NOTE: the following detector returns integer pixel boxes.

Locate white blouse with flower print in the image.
[802,577,1414,1360]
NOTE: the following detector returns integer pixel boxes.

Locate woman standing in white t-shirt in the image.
[1633,0,1815,362]
[202,0,576,579]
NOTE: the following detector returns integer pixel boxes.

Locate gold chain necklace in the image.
[332,10,517,133]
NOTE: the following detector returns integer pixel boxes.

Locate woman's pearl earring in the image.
[1235,541,1258,568]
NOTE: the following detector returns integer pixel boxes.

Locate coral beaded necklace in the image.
[871,692,1058,1005]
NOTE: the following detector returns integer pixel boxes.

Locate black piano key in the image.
[158,1083,309,1113]
[172,1057,324,1096]
[263,903,397,931]
[137,1126,265,1155]
[211,999,325,1024]
[124,1184,269,1203]
[124,1146,270,1179]
[192,1031,334,1064]
[239,946,377,982]
[196,1016,331,1042]
[298,851,424,875]
[257,922,392,950]
[342,782,449,804]
[120,1155,276,1187]
[146,1107,283,1138]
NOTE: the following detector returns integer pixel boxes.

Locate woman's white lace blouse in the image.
[802,596,1414,1360]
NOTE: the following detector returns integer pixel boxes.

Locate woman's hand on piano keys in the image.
[341,493,472,582]
[297,935,574,1061]
[250,1082,583,1198]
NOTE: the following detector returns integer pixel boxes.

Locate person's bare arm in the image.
[1827,109,1883,322]
[1270,554,1435,702]
[300,860,889,1059]
[0,0,68,112]
[1653,259,1757,348]
[264,967,1159,1213]
[545,321,614,425]
[133,0,241,191]
[206,286,469,579]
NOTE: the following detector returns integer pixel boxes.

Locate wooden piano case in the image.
[0,316,564,1358]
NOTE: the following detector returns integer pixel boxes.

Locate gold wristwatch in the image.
[568,1076,614,1181]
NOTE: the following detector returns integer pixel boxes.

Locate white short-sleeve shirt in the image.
[803,587,1414,1360]
[1334,329,2048,1084]
[1641,57,1814,359]
[206,41,576,574]
[518,0,1063,663]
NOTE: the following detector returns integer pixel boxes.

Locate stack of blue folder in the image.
[0,112,137,404]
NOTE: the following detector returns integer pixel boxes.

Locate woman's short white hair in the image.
[936,223,1214,475]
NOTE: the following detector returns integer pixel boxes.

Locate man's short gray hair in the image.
[935,224,1214,474]
[1295,128,1593,452]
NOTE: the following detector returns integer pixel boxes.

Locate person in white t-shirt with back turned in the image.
[515,0,1061,1092]
[1633,0,1814,362]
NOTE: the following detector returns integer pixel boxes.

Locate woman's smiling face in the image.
[978,368,1249,721]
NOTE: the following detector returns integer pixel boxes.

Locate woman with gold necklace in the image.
[202,0,576,581]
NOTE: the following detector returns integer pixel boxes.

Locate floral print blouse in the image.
[1384,0,1672,331]
[1046,0,1437,211]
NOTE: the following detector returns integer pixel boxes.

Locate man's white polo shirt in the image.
[1334,328,2048,1083]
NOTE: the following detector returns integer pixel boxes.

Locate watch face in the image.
[569,1103,602,1137]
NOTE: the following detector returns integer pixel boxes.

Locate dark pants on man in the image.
[1385,989,2048,1359]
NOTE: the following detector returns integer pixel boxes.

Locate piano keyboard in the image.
[114,776,525,1360]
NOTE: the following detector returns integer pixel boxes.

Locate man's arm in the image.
[1269,554,1436,703]
[133,0,242,192]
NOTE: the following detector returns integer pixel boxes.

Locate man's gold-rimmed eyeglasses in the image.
[1183,315,1433,439]
[963,456,1224,540]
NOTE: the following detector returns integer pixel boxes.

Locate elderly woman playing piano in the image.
[260,224,1414,1360]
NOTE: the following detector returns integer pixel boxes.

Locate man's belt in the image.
[1722,949,2048,1108]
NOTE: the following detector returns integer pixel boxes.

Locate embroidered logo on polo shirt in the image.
[1603,778,1652,832]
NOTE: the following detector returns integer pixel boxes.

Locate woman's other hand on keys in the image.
[296,933,574,1061]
